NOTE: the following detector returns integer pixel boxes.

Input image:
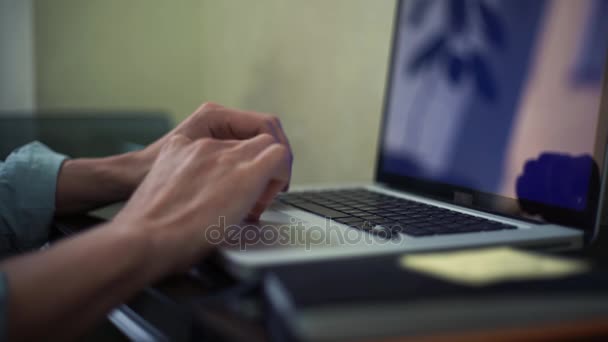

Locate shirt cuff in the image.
[0,142,67,253]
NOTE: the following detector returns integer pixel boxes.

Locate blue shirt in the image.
[0,142,67,339]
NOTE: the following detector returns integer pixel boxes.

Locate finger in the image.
[191,138,239,155]
[232,133,276,158]
[222,108,293,161]
[240,112,292,191]
[244,144,290,220]
[207,105,293,190]
[239,111,292,164]
[268,116,291,160]
[246,180,285,221]
[242,137,290,189]
[263,116,293,191]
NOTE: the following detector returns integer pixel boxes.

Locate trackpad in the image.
[218,210,351,251]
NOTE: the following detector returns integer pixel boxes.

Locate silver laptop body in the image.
[220,0,608,278]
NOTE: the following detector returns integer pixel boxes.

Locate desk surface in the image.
[54,216,608,342]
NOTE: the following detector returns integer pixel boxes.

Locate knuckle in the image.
[258,133,275,145]
[193,102,221,121]
[166,134,188,148]
[194,137,215,151]
[270,144,289,160]
[267,114,280,125]
[168,134,185,143]
[274,144,289,156]
[235,164,251,176]
[199,101,220,111]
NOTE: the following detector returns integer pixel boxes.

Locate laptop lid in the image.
[375,0,608,242]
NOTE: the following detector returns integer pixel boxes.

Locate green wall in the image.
[35,0,395,184]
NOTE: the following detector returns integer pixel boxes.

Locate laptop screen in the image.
[379,0,608,228]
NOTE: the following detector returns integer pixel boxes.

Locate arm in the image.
[2,133,290,341]
[1,224,154,341]
[54,150,152,215]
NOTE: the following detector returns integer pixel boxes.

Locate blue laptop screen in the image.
[381,0,608,211]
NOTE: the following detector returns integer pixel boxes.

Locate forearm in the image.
[55,150,153,215]
[0,224,160,341]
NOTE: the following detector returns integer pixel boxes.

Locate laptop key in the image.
[367,209,390,215]
[280,198,308,205]
[384,212,406,218]
[373,219,396,225]
[335,217,363,224]
[290,202,350,218]
[359,215,384,221]
[342,209,367,215]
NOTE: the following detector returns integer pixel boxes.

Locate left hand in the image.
[138,102,293,220]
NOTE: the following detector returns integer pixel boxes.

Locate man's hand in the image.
[143,102,292,220]
[174,102,291,156]
[114,134,290,273]
[146,102,292,184]
[55,102,292,218]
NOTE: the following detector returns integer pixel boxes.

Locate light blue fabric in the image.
[0,142,67,340]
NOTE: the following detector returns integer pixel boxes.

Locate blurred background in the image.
[0,0,395,184]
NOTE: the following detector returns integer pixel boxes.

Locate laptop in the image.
[215,0,608,278]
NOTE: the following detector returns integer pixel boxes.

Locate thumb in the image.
[246,179,285,222]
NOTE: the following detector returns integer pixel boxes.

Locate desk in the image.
[53,216,608,342]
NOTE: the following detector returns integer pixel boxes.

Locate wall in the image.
[34,0,395,184]
[0,0,35,112]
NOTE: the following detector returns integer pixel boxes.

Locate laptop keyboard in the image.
[278,188,517,239]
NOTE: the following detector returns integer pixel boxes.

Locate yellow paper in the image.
[399,247,589,286]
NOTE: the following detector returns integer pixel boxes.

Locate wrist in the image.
[107,214,180,278]
[100,220,164,282]
[55,149,154,215]
[120,148,154,190]
[100,148,154,196]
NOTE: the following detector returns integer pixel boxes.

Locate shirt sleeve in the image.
[0,142,67,258]
[0,142,67,341]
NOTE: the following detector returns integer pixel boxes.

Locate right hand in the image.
[131,102,293,221]
[112,133,290,274]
